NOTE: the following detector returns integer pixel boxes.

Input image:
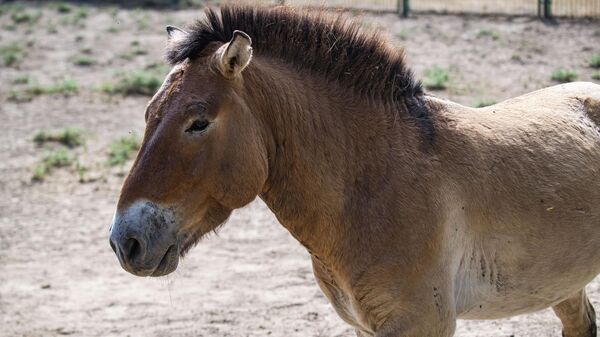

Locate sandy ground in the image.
[1,2,600,337]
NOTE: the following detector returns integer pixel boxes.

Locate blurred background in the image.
[0,1,599,336]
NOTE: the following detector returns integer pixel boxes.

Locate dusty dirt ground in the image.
[1,2,600,337]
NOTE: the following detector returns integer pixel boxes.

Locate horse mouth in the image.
[151,245,179,277]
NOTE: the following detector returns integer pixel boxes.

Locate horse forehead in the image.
[146,63,189,117]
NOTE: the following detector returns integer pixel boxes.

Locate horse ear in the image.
[166,25,187,42]
[217,30,253,78]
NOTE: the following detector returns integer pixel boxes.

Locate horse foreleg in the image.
[553,289,597,337]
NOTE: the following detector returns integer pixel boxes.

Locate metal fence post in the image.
[398,0,409,17]
[544,0,552,19]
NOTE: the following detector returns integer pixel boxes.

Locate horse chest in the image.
[311,257,377,334]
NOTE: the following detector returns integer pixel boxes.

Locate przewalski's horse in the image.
[108,5,600,337]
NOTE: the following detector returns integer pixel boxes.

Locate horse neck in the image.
[244,58,425,258]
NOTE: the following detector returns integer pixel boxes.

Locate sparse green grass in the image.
[396,29,410,40]
[28,79,78,96]
[0,42,25,67]
[106,25,120,33]
[477,28,500,40]
[32,148,75,181]
[108,134,140,166]
[120,41,148,60]
[107,6,119,18]
[102,66,166,96]
[33,128,84,148]
[475,99,497,108]
[9,79,79,102]
[43,148,73,168]
[73,7,88,22]
[61,7,88,26]
[11,10,40,24]
[31,164,48,181]
[73,54,95,66]
[551,69,578,83]
[47,23,58,34]
[593,71,600,80]
[104,70,161,95]
[132,9,151,31]
[590,54,600,68]
[511,53,523,62]
[76,162,87,183]
[12,74,31,85]
[423,66,449,90]
[56,3,73,14]
[3,23,17,31]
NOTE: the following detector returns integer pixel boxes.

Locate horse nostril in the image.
[124,237,142,261]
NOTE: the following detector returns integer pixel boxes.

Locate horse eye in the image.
[185,119,210,133]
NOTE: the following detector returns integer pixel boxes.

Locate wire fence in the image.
[281,0,600,17]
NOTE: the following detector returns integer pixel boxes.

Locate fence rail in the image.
[282,0,600,18]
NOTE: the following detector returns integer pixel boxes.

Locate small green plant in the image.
[132,10,151,31]
[33,128,84,148]
[120,42,148,60]
[31,148,75,181]
[56,3,72,13]
[13,74,31,84]
[107,6,119,18]
[103,70,162,96]
[7,90,32,102]
[395,29,409,40]
[511,53,523,62]
[590,54,600,68]
[11,10,40,24]
[423,66,449,90]
[132,46,147,56]
[73,54,95,66]
[73,7,88,22]
[76,162,87,183]
[31,164,48,181]
[61,7,88,26]
[47,23,58,34]
[106,25,120,33]
[477,28,500,40]
[9,79,79,102]
[30,79,78,95]
[108,134,140,166]
[475,99,497,108]
[551,69,577,83]
[43,148,74,168]
[0,42,25,66]
[593,71,600,80]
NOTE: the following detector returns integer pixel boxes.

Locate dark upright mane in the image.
[167,5,433,138]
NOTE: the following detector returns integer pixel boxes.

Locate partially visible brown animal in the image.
[108,5,600,337]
